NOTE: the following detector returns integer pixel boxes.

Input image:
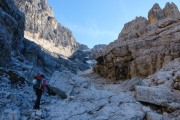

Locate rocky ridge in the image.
[14,0,78,57]
[94,2,180,80]
[0,59,180,120]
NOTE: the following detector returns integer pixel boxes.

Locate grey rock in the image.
[31,111,36,118]
[0,0,25,67]
[78,43,90,51]
[136,86,175,106]
[22,38,85,75]
[91,44,106,59]
[46,85,67,99]
[146,112,171,120]
[20,116,28,120]
[49,71,75,96]
[69,49,91,70]
[94,15,180,81]
[141,106,151,112]
[35,110,42,117]
[4,109,21,120]
[14,0,78,57]
[119,16,149,40]
[121,77,143,91]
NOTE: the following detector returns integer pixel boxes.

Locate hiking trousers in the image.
[33,89,43,109]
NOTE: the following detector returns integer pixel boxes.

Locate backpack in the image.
[33,75,45,90]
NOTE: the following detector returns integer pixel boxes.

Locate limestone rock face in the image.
[14,0,78,57]
[148,2,180,23]
[94,3,180,80]
[21,38,87,75]
[78,43,89,51]
[118,17,149,40]
[0,0,25,67]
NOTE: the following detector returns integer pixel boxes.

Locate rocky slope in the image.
[94,2,180,80]
[43,60,180,120]
[0,1,180,120]
[14,0,78,57]
[0,0,92,79]
[0,59,180,120]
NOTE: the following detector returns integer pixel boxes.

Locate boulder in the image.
[48,71,75,96]
[48,70,93,98]
[136,86,176,106]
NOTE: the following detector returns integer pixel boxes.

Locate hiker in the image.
[33,74,46,109]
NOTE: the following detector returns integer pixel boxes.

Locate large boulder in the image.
[48,70,92,97]
[135,86,175,106]
[0,0,25,67]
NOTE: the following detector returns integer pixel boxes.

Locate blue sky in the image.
[47,0,180,48]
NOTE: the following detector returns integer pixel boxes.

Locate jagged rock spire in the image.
[163,2,180,18]
[148,3,165,23]
[148,2,180,23]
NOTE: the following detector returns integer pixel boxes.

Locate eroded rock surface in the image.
[94,3,180,81]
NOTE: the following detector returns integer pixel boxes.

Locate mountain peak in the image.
[163,2,180,18]
[148,2,180,23]
[148,3,165,23]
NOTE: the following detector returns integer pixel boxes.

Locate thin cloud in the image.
[65,22,118,39]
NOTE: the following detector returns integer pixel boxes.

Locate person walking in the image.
[32,74,46,109]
